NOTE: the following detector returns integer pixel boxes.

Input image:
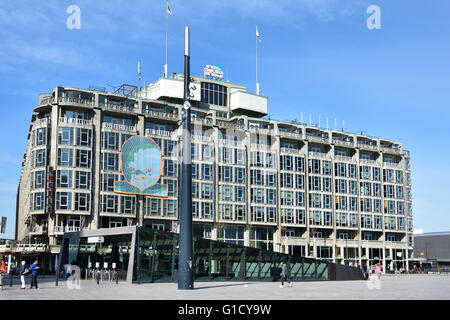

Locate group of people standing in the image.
[0,257,40,291]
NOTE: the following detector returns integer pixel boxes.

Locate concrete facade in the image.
[13,74,414,272]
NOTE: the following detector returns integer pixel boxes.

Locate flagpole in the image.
[164,1,169,78]
[256,25,259,95]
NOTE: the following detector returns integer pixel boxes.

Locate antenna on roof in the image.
[309,113,312,126]
[326,117,329,130]
[318,115,321,128]
[138,60,142,91]
[342,120,345,132]
[334,118,337,130]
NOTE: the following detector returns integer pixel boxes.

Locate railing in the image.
[309,151,330,159]
[65,226,81,232]
[278,131,303,140]
[99,102,136,113]
[53,226,64,234]
[145,109,179,121]
[335,155,354,162]
[361,240,384,247]
[280,147,301,155]
[332,139,354,148]
[59,97,95,107]
[219,139,243,147]
[382,162,401,168]
[59,117,92,126]
[380,146,402,155]
[249,127,272,135]
[217,120,244,130]
[359,158,378,165]
[39,97,53,105]
[357,143,378,151]
[29,226,47,235]
[32,118,51,128]
[307,135,329,144]
[1,244,49,253]
[145,128,176,137]
[103,122,137,132]
[250,143,271,151]
[192,116,214,126]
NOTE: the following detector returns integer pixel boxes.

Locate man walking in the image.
[0,257,6,291]
[20,261,28,289]
[30,260,39,289]
[280,262,293,288]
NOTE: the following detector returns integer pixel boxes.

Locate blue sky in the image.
[0,0,449,239]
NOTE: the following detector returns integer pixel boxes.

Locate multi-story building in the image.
[15,73,414,272]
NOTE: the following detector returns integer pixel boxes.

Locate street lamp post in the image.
[178,26,194,290]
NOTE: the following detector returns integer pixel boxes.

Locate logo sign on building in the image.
[203,65,223,80]
[46,166,55,217]
[114,136,168,197]
[87,236,104,244]
[0,217,6,234]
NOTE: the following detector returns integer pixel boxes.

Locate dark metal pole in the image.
[178,26,194,290]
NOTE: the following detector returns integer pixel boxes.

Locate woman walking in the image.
[375,262,383,280]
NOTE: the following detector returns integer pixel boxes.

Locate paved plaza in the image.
[1,274,449,300]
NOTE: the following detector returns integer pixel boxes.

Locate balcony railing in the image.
[335,155,354,162]
[219,139,243,147]
[39,97,54,106]
[307,135,329,144]
[280,147,301,155]
[250,143,271,151]
[65,226,81,232]
[380,146,402,155]
[309,151,329,159]
[332,139,354,148]
[278,131,303,140]
[29,226,48,235]
[217,120,244,130]
[359,158,378,165]
[59,97,95,107]
[357,143,378,151]
[53,226,64,234]
[382,162,401,168]
[145,109,179,121]
[192,116,214,126]
[249,127,272,135]
[59,117,92,126]
[103,122,137,132]
[145,128,176,138]
[32,118,51,128]
[99,102,137,113]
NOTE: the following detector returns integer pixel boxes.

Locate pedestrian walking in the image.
[279,262,293,288]
[0,257,7,291]
[20,261,28,289]
[363,263,368,280]
[375,262,383,280]
[30,260,39,289]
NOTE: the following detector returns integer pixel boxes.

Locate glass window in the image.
[57,170,73,188]
[75,193,90,211]
[58,148,73,167]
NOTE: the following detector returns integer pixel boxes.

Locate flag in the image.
[256,25,261,43]
[167,2,172,15]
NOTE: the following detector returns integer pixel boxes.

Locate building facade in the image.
[15,74,414,272]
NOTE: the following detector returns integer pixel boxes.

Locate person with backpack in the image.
[20,261,28,289]
[375,262,383,280]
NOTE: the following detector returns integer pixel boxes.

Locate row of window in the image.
[58,127,92,147]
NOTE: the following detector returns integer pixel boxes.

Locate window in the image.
[76,128,91,146]
[323,177,332,192]
[145,198,160,216]
[220,185,233,201]
[164,159,177,177]
[164,199,177,217]
[236,205,246,221]
[103,132,120,150]
[76,149,91,168]
[252,206,265,222]
[58,127,74,145]
[33,192,44,211]
[281,190,294,206]
[58,148,73,167]
[103,153,119,171]
[201,82,227,106]
[165,179,178,197]
[323,161,332,175]
[309,159,321,174]
[121,196,136,214]
[56,192,72,210]
[75,193,90,211]
[201,164,213,180]
[102,194,118,213]
[235,167,246,184]
[235,186,245,202]
[282,155,293,171]
[221,147,232,163]
[295,174,305,189]
[266,207,277,223]
[266,189,276,205]
[220,166,233,183]
[235,149,245,165]
[35,128,46,146]
[220,204,233,220]
[349,164,357,178]
[34,171,45,189]
[202,145,214,161]
[201,183,213,200]
[102,173,118,191]
[35,149,46,167]
[296,192,305,207]
[266,172,276,187]
[281,173,293,188]
[202,202,213,219]
[57,170,73,188]
[251,169,264,185]
[295,157,305,172]
[192,163,199,179]
[164,140,178,157]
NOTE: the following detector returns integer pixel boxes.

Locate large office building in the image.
[14,72,414,272]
